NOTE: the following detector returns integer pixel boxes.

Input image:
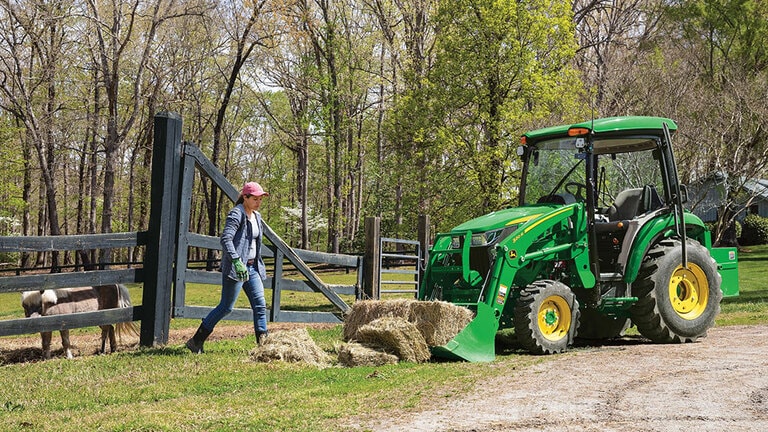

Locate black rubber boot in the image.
[186,324,213,354]
[256,331,268,346]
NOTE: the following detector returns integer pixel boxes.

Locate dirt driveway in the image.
[354,324,768,432]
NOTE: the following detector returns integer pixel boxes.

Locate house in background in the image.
[686,173,768,223]
[742,178,768,218]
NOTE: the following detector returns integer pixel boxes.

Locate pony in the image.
[20,284,138,359]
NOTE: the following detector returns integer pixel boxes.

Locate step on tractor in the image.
[419,116,740,362]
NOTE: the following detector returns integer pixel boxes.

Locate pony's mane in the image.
[21,290,58,307]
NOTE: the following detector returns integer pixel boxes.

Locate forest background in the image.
[0,0,766,269]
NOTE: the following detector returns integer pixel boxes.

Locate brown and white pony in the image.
[21,284,138,359]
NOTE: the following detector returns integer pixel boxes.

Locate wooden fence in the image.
[0,113,358,346]
[0,112,430,349]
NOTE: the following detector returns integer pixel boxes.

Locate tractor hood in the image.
[451,204,559,234]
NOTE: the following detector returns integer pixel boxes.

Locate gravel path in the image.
[354,325,768,432]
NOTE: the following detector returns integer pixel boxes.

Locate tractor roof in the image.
[523,116,678,143]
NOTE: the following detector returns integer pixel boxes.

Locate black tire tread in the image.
[629,239,722,343]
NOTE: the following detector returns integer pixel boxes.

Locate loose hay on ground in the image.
[337,342,398,367]
[250,328,330,367]
[356,317,431,363]
[343,299,474,346]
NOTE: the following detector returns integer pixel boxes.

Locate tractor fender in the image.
[621,211,709,283]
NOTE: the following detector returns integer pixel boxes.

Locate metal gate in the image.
[379,237,421,297]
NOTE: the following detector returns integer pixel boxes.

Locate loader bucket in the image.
[430,302,499,362]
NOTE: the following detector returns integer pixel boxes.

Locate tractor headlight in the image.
[471,226,517,247]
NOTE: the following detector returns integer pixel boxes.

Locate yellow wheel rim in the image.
[668,263,709,320]
[537,295,571,341]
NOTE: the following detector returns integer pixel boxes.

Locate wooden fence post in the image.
[142,112,183,347]
[417,214,430,291]
[270,248,284,321]
[363,216,381,299]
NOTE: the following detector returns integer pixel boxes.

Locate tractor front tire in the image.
[514,280,580,354]
[630,239,722,343]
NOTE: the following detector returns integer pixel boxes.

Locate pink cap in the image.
[242,181,269,197]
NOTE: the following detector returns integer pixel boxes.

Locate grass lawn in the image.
[0,245,765,431]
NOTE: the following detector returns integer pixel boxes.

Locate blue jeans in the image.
[202,265,268,335]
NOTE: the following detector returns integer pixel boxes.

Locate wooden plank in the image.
[273,310,342,323]
[186,232,221,250]
[174,305,261,321]
[182,269,355,296]
[0,307,140,336]
[0,231,147,253]
[142,112,182,346]
[262,223,350,313]
[173,153,197,318]
[363,216,381,299]
[0,269,141,294]
[183,144,239,202]
[174,305,341,324]
[184,268,221,285]
[185,232,359,267]
[271,248,284,321]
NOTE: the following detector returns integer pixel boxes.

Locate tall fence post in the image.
[363,216,381,299]
[417,214,430,293]
[142,112,183,347]
[270,248,284,321]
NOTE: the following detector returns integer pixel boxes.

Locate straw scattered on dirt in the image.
[337,342,398,367]
[250,328,331,367]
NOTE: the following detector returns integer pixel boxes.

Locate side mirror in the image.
[680,184,689,204]
[516,145,526,157]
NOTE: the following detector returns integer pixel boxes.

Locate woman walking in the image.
[186,181,270,353]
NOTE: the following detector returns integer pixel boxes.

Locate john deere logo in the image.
[509,250,517,259]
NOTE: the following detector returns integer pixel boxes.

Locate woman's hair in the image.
[236,194,246,205]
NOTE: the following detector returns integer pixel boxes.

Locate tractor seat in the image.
[608,185,664,221]
[607,188,643,221]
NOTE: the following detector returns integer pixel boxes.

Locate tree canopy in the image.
[0,0,765,264]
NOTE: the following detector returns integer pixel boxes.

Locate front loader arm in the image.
[489,203,595,308]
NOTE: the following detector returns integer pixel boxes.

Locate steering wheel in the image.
[565,182,587,200]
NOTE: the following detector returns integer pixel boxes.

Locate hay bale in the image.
[250,328,330,367]
[407,300,474,346]
[343,299,474,347]
[337,342,398,367]
[342,299,412,341]
[356,317,431,363]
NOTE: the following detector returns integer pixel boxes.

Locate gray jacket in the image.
[220,204,267,281]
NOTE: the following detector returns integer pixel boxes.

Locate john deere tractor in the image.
[419,116,739,362]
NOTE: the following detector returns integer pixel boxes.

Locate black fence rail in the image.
[0,112,356,347]
[0,233,146,337]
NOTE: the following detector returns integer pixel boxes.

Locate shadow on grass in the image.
[722,290,768,304]
[122,345,190,358]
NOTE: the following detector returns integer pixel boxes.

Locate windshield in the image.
[523,138,586,205]
[522,136,666,208]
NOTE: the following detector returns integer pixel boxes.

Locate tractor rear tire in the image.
[630,239,722,343]
[514,280,580,354]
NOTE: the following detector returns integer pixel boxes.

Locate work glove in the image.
[233,258,249,281]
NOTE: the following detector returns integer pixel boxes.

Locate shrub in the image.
[739,214,768,245]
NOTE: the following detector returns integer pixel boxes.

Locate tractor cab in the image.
[519,117,681,283]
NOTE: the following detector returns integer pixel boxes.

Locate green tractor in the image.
[419,116,739,362]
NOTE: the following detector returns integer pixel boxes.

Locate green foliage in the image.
[669,0,768,78]
[739,214,768,245]
[423,0,582,215]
